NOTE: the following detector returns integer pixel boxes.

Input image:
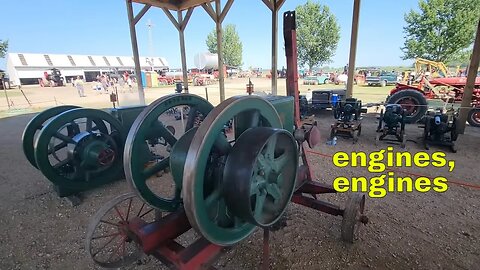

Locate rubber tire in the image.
[467,108,480,127]
[387,90,428,124]
[380,80,387,87]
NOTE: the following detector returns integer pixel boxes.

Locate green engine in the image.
[22,105,147,198]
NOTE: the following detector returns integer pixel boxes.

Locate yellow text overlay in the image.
[332,147,454,198]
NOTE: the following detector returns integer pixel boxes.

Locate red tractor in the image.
[386,75,480,126]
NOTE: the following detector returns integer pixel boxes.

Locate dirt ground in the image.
[0,79,479,269]
[0,78,389,117]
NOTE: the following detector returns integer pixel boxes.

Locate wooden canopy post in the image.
[202,0,234,102]
[126,0,151,105]
[457,19,480,133]
[262,0,286,95]
[346,0,361,98]
[162,7,194,93]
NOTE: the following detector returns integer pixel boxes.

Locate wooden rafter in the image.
[262,0,273,11]
[134,0,213,11]
[202,2,216,21]
[162,8,181,30]
[134,4,151,24]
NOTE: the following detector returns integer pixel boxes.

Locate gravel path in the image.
[0,107,478,270]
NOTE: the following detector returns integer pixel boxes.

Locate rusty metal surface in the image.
[129,210,191,253]
[296,180,337,194]
[291,194,344,216]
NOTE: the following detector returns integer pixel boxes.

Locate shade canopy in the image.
[133,0,214,11]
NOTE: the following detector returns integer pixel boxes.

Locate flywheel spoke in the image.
[86,118,93,131]
[48,141,68,154]
[54,132,76,144]
[257,154,269,169]
[250,175,265,195]
[264,134,277,161]
[158,123,177,146]
[254,191,267,219]
[142,158,169,179]
[273,152,289,172]
[53,157,73,169]
[266,183,282,202]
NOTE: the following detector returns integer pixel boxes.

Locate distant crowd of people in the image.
[71,71,135,98]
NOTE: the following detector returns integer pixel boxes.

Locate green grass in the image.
[1,89,23,98]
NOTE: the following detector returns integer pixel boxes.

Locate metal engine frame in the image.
[329,97,366,143]
[421,107,458,153]
[376,104,407,148]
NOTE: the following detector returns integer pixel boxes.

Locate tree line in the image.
[206,0,479,71]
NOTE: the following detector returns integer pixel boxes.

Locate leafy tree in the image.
[295,1,340,72]
[206,24,243,67]
[402,0,480,63]
[0,40,8,58]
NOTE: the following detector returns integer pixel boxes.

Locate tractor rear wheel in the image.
[467,108,480,127]
[387,90,427,124]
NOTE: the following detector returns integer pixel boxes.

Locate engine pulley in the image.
[223,127,298,227]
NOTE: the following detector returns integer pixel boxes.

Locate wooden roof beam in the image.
[133,4,151,25]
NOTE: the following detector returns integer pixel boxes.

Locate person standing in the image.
[100,75,109,93]
[75,76,86,97]
[127,76,133,92]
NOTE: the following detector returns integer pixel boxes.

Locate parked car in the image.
[366,72,399,87]
[303,74,330,85]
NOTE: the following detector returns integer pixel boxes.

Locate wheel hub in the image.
[397,98,416,114]
[70,132,117,170]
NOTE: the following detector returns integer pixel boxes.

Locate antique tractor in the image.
[376,104,407,148]
[422,108,458,153]
[85,93,368,269]
[330,97,366,143]
[21,102,198,201]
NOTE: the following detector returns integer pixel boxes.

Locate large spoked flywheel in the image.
[124,94,213,212]
[34,108,124,190]
[183,95,293,246]
[22,105,81,168]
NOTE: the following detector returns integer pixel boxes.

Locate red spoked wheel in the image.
[86,193,158,268]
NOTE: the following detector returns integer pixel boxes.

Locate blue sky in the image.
[0,0,420,70]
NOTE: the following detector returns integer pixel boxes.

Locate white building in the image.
[5,53,169,85]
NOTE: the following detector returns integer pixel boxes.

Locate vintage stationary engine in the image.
[85,93,368,269]
[330,97,366,143]
[422,108,458,152]
[376,104,407,148]
[21,101,203,202]
[84,10,368,270]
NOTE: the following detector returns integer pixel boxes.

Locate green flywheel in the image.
[182,95,283,246]
[124,94,213,211]
[34,108,124,190]
[22,105,81,168]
